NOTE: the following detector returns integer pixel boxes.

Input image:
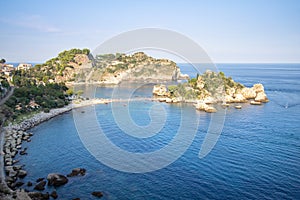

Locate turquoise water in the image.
[16,64,300,199]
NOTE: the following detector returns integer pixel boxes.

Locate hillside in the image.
[13,49,187,85]
[89,52,187,84]
[12,48,92,85]
[0,49,190,124]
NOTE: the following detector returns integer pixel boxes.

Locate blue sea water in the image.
[16,64,300,199]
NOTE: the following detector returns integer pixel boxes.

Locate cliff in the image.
[86,52,187,84]
[153,70,269,112]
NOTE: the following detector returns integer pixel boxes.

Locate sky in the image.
[0,0,299,63]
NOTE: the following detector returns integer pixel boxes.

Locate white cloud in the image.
[1,14,60,33]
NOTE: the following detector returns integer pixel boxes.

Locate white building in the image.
[17,63,32,71]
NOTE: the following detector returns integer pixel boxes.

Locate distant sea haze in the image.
[6,62,41,67]
[15,64,300,199]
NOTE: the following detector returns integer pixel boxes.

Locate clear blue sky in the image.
[0,0,299,63]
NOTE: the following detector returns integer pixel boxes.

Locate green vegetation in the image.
[0,58,6,64]
[12,48,91,84]
[1,83,69,124]
[0,76,11,105]
[168,70,245,100]
[0,48,91,126]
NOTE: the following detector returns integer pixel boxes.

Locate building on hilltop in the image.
[0,64,15,76]
[17,63,32,71]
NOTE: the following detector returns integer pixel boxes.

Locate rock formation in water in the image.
[153,70,269,112]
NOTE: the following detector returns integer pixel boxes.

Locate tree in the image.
[0,58,6,64]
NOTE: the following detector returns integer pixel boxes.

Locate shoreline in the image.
[0,98,113,199]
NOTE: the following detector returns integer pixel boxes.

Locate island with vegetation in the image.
[153,70,269,112]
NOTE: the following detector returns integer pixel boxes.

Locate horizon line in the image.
[5,61,300,65]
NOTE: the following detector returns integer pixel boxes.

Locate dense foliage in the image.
[0,83,69,124]
[168,70,245,100]
[12,48,90,84]
[0,48,91,125]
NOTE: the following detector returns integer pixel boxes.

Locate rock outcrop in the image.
[47,173,68,187]
[92,191,103,198]
[90,52,188,84]
[153,71,269,112]
[34,180,46,191]
[152,85,169,97]
[67,168,86,177]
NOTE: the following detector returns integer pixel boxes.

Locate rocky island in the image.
[153,70,269,112]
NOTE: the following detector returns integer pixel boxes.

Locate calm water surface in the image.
[17,64,300,199]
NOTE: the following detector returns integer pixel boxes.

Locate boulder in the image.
[225,95,234,103]
[42,192,50,200]
[16,138,22,145]
[195,101,209,111]
[5,161,12,166]
[255,91,269,102]
[5,166,14,172]
[203,96,216,104]
[153,85,168,96]
[241,87,256,99]
[250,101,262,105]
[13,165,23,170]
[92,191,103,198]
[157,97,167,102]
[36,177,45,182]
[67,168,86,177]
[18,170,27,178]
[252,83,264,93]
[235,105,242,109]
[233,93,247,103]
[165,98,173,103]
[9,169,18,177]
[34,180,46,191]
[205,106,217,113]
[20,148,27,155]
[47,173,68,186]
[5,176,16,183]
[27,181,33,187]
[28,192,49,200]
[50,191,58,199]
[14,181,24,187]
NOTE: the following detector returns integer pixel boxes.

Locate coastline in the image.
[0,98,113,199]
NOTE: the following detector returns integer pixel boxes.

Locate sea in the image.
[16,64,300,199]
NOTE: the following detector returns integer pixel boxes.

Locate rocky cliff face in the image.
[87,52,186,84]
[26,50,187,85]
[56,54,93,83]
